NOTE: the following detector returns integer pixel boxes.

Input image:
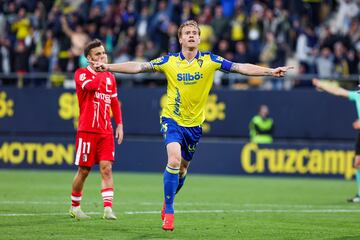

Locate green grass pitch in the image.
[1,169,360,240]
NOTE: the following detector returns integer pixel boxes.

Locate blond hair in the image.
[177,20,201,39]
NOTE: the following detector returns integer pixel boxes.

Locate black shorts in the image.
[356,132,360,155]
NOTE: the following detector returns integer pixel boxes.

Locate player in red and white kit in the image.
[69,39,123,220]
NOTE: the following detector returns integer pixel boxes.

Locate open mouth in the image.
[189,40,195,43]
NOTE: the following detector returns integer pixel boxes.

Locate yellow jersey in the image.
[150,51,233,127]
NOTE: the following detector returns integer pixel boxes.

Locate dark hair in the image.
[84,39,104,57]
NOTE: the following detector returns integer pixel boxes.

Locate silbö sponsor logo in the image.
[177,72,203,84]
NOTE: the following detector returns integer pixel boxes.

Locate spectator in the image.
[60,15,90,70]
[201,5,213,24]
[215,39,233,60]
[11,7,31,41]
[233,41,249,63]
[249,104,274,144]
[78,0,92,22]
[98,26,113,59]
[136,6,150,40]
[246,3,264,63]
[14,40,32,87]
[230,7,246,42]
[180,1,195,23]
[295,25,317,74]
[149,1,172,43]
[88,4,102,26]
[211,5,229,41]
[30,2,46,30]
[319,25,337,50]
[333,41,350,77]
[133,43,148,85]
[168,22,180,53]
[261,31,285,90]
[260,32,277,66]
[32,49,49,86]
[198,15,215,52]
[213,39,233,87]
[0,36,11,85]
[335,0,359,34]
[315,47,334,78]
[49,63,65,87]
[144,39,160,60]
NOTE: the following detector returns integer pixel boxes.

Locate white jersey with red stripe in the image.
[75,66,118,134]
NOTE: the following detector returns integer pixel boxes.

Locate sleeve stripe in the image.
[221,60,234,72]
[150,55,169,66]
[75,137,82,165]
[81,80,92,89]
[111,93,118,98]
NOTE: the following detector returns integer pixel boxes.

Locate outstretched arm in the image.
[90,61,153,74]
[312,78,349,98]
[60,16,74,38]
[230,63,293,77]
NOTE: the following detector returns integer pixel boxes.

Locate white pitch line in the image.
[1,201,358,209]
[124,209,360,215]
[0,212,100,217]
[139,202,236,206]
[242,203,351,209]
[0,201,68,205]
[2,209,360,217]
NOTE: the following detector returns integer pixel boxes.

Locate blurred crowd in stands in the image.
[0,0,358,88]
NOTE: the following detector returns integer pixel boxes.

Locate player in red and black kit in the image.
[69,39,123,220]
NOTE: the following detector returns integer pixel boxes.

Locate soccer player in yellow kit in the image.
[92,20,292,231]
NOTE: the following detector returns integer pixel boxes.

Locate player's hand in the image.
[89,60,109,72]
[313,78,329,92]
[353,120,360,130]
[312,78,322,89]
[271,66,293,77]
[312,78,320,86]
[115,124,123,144]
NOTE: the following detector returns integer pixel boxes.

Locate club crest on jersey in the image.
[83,154,88,162]
[197,59,203,67]
[79,73,86,81]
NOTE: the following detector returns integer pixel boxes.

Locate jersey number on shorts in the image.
[81,141,91,154]
[81,141,90,162]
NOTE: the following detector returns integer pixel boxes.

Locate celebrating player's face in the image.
[179,26,200,49]
[88,46,108,64]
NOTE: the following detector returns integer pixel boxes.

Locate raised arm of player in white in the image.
[312,78,349,98]
[230,63,293,77]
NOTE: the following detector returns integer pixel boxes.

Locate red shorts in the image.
[74,132,115,167]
